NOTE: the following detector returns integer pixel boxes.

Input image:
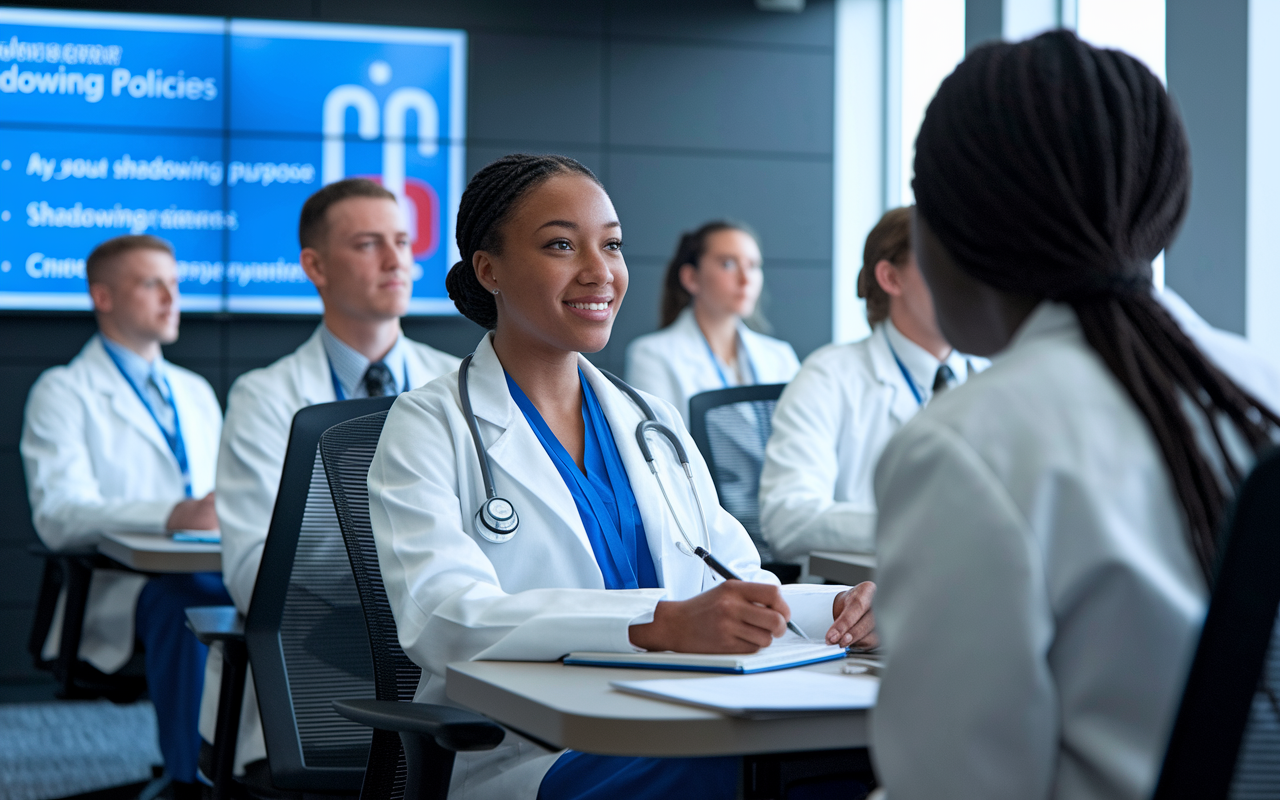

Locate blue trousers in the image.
[538,752,739,800]
[134,572,232,783]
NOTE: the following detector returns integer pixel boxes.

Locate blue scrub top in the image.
[506,369,660,591]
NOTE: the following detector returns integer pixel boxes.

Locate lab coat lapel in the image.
[295,327,341,406]
[869,325,918,425]
[467,336,598,564]
[85,337,176,466]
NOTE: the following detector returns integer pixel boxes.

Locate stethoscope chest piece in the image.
[475,496,519,543]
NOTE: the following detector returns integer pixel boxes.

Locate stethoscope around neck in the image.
[457,353,713,557]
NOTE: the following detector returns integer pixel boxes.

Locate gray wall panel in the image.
[611,0,836,48]
[470,32,604,145]
[609,152,834,261]
[610,42,834,154]
[1165,0,1249,333]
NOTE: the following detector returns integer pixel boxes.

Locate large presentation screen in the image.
[0,8,466,313]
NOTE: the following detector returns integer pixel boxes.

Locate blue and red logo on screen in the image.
[322,81,443,260]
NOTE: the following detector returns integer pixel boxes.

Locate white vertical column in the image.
[1247,0,1280,357]
[1003,0,1058,40]
[898,0,967,205]
[832,0,887,344]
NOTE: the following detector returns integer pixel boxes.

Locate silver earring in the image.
[492,288,499,295]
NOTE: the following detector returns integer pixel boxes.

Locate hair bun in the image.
[446,258,498,330]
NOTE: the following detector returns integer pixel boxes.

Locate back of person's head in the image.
[86,234,174,288]
[659,220,766,330]
[914,29,1278,581]
[446,153,601,329]
[857,207,913,326]
[298,178,397,251]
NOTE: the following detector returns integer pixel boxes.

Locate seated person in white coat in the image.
[870,32,1280,800]
[22,234,227,799]
[759,207,981,563]
[368,153,877,800]
[624,221,800,427]
[202,178,460,779]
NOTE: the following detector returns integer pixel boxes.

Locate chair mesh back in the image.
[281,451,375,769]
[321,411,422,800]
[696,394,779,562]
[245,397,394,792]
[1228,614,1280,798]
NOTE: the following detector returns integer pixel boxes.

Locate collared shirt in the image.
[883,318,972,405]
[100,334,176,435]
[320,323,410,399]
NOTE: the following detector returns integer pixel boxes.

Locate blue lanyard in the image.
[329,359,411,400]
[103,345,192,497]
[884,336,925,407]
[700,328,758,388]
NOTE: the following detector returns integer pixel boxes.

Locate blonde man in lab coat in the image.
[22,234,227,799]
[759,207,982,564]
[200,178,459,781]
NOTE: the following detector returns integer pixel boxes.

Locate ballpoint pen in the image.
[694,546,811,639]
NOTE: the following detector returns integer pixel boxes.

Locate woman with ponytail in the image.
[367,154,875,800]
[624,222,800,427]
[870,31,1280,800]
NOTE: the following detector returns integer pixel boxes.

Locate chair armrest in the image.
[185,606,244,645]
[332,699,505,752]
[27,543,98,559]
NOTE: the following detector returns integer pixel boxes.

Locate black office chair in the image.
[320,410,504,800]
[688,383,799,583]
[194,397,396,800]
[27,544,150,702]
[1152,446,1280,798]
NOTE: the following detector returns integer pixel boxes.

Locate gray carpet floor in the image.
[0,700,162,800]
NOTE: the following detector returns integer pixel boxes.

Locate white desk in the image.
[808,551,876,586]
[446,659,871,757]
[98,531,221,573]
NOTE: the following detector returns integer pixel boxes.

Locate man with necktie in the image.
[201,178,460,785]
[759,207,986,568]
[21,234,228,799]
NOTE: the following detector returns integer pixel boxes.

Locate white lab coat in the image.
[758,325,915,562]
[20,334,222,673]
[625,307,800,427]
[369,333,845,800]
[870,301,1258,800]
[199,325,458,774]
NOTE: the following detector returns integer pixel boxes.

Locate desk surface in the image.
[808,551,876,586]
[99,531,221,573]
[446,659,870,757]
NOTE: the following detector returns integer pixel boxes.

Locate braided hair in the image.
[446,154,601,329]
[913,30,1280,583]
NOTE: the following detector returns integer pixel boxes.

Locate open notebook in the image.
[563,641,846,674]
[611,670,879,718]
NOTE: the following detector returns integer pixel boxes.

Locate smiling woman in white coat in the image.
[870,32,1280,800]
[758,207,982,564]
[624,222,799,428]
[368,154,876,800]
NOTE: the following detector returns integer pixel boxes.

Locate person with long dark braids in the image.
[870,31,1280,799]
[366,154,876,800]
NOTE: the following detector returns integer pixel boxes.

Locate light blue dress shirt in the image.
[100,334,176,435]
[319,324,410,399]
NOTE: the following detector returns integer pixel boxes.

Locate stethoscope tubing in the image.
[457,353,712,555]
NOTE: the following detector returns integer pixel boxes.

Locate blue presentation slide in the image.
[0,8,466,314]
